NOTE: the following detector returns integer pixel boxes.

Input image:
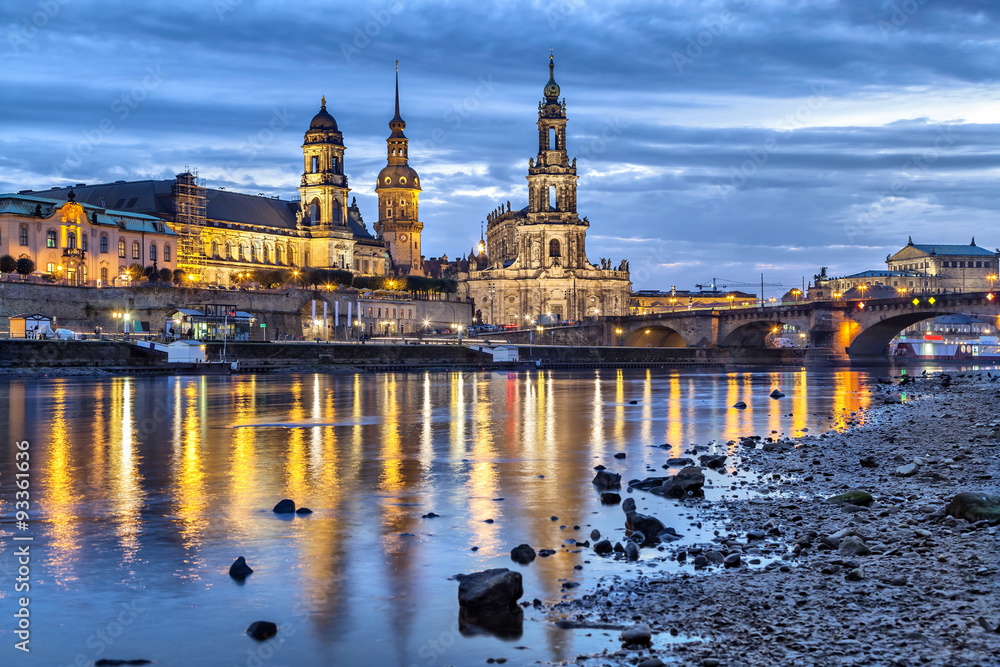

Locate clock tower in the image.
[374,63,424,276]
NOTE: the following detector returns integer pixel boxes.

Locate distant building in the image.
[463,55,631,324]
[899,313,995,339]
[630,288,757,314]
[0,189,178,286]
[811,237,999,299]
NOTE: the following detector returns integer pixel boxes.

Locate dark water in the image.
[0,368,889,665]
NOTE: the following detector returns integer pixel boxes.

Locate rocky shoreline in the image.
[545,372,1000,667]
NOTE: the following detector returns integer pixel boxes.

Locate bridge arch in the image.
[848,311,953,358]
[721,320,785,348]
[625,325,688,348]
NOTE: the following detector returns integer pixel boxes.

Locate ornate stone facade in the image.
[463,55,630,324]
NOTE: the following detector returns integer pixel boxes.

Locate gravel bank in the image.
[548,372,1000,667]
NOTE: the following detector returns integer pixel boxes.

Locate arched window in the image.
[132,241,140,259]
[549,239,561,257]
[311,155,319,173]
[100,267,108,283]
[81,233,87,251]
[332,156,339,173]
[19,227,28,246]
[238,244,245,261]
[211,241,218,258]
[549,127,557,150]
[67,232,76,249]
[549,185,557,211]
[331,199,342,225]
[100,234,108,253]
[275,246,282,265]
[225,242,232,259]
[149,243,157,262]
[46,230,57,248]
[310,199,321,224]
[164,244,171,261]
[262,246,269,264]
[250,245,256,263]
[289,247,296,266]
[118,238,126,257]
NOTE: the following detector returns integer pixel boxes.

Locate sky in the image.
[3,0,1000,294]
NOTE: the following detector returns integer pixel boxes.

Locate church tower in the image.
[522,53,587,270]
[298,97,350,230]
[374,63,424,276]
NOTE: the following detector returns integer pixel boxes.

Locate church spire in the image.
[393,60,402,122]
[543,49,560,101]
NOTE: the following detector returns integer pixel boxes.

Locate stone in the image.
[827,490,873,507]
[626,512,666,545]
[693,554,709,567]
[888,575,908,586]
[614,452,627,459]
[846,568,864,581]
[638,659,666,667]
[629,531,645,544]
[246,621,278,640]
[620,623,652,646]
[229,556,253,578]
[838,536,871,557]
[272,499,295,513]
[724,553,741,568]
[705,550,725,564]
[622,497,637,513]
[594,539,613,555]
[593,470,621,489]
[510,544,536,564]
[421,512,439,519]
[699,454,727,469]
[896,463,919,477]
[295,507,312,514]
[590,528,601,541]
[945,492,1000,523]
[733,401,747,409]
[625,541,639,561]
[770,389,785,398]
[600,492,622,504]
[666,457,694,467]
[859,456,879,468]
[457,569,523,612]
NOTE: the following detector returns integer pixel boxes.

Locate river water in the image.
[0,367,927,666]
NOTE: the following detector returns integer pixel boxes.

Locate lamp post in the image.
[488,283,495,325]
[858,283,868,301]
[727,294,735,309]
[615,327,623,346]
[123,313,131,339]
[790,288,802,304]
[669,297,677,313]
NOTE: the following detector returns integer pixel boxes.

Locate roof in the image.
[10,313,49,320]
[835,270,926,279]
[908,244,996,257]
[0,191,176,235]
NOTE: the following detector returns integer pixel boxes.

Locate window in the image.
[225,242,232,259]
[164,244,170,261]
[238,245,245,261]
[331,199,342,225]
[332,156,339,173]
[81,233,87,251]
[275,246,282,265]
[549,238,561,257]
[67,232,76,249]
[119,239,126,258]
[549,127,557,150]
[47,262,54,273]
[132,241,140,259]
[19,227,28,246]
[368,307,373,317]
[250,245,256,263]
[976,261,983,268]
[46,230,57,248]
[549,186,557,210]
[100,234,108,253]
[311,155,319,173]
[310,200,321,224]
[100,267,108,283]
[149,243,157,262]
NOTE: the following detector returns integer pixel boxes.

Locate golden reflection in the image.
[639,369,653,444]
[284,376,308,503]
[590,370,604,450]
[172,378,207,565]
[613,369,625,443]
[379,374,403,492]
[40,381,80,583]
[791,369,808,434]
[664,373,683,457]
[230,376,262,514]
[109,378,144,564]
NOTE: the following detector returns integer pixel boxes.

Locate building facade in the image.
[0,190,178,286]
[463,55,631,324]
[811,238,999,299]
[630,288,758,314]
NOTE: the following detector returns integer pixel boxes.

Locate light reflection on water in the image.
[0,368,876,666]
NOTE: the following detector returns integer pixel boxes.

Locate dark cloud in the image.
[2,0,1000,289]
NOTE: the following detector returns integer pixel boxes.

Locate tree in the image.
[0,254,16,277]
[143,265,158,281]
[331,269,353,287]
[15,257,35,280]
[158,268,174,283]
[173,268,188,284]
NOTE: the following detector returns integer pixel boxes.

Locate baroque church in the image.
[23,71,425,284]
[462,55,631,324]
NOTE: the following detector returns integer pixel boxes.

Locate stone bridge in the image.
[606,292,1000,364]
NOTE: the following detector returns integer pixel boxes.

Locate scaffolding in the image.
[174,167,207,280]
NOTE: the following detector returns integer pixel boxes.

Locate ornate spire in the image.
[321,95,326,109]
[544,50,560,101]
[393,60,402,121]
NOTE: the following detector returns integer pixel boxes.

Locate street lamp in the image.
[989,274,998,290]
[669,297,677,312]
[727,294,735,309]
[790,288,802,304]
[615,327,623,346]
[123,313,131,338]
[858,283,869,300]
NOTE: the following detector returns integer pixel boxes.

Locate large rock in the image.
[457,569,523,613]
[621,497,637,513]
[600,492,622,504]
[652,466,706,498]
[896,463,919,477]
[621,623,652,646]
[229,556,253,578]
[594,539,613,555]
[838,535,871,557]
[510,544,536,564]
[626,512,666,545]
[272,499,295,513]
[827,490,873,507]
[246,621,277,640]
[593,470,621,489]
[945,492,1000,523]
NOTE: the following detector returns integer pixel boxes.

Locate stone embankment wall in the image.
[0,340,160,369]
[500,323,605,346]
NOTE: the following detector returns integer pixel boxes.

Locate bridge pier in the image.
[803,305,852,366]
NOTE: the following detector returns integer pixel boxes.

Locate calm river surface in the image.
[0,368,887,665]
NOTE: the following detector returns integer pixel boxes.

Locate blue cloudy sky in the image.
[3,0,1000,293]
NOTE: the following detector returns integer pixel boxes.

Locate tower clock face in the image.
[398,233,408,242]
